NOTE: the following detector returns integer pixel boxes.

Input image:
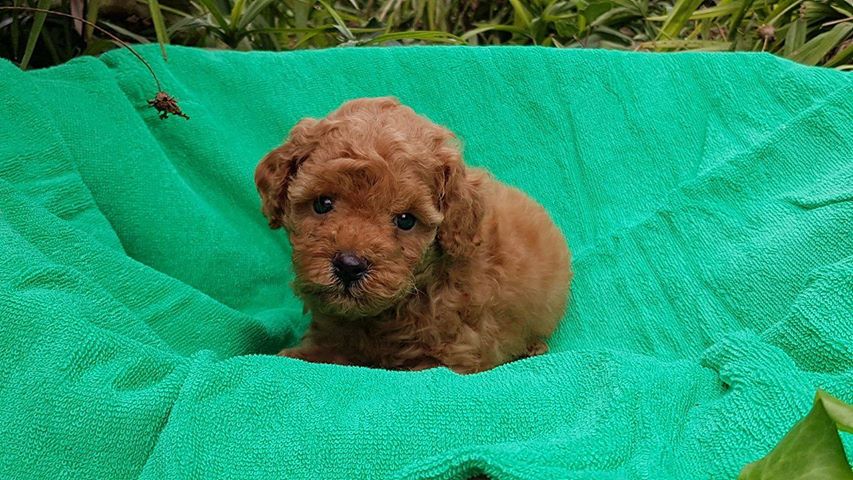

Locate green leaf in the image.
[10,0,21,58]
[195,0,229,29]
[237,0,277,30]
[657,0,707,40]
[739,390,853,480]
[766,0,804,24]
[20,0,52,69]
[230,0,246,27]
[146,0,170,61]
[461,23,532,41]
[509,0,533,28]
[788,23,853,65]
[81,38,116,56]
[84,0,102,42]
[825,33,853,67]
[554,20,580,37]
[317,0,355,41]
[647,1,767,21]
[783,15,807,55]
[640,39,733,49]
[728,0,758,41]
[100,20,153,44]
[362,30,463,45]
[292,0,310,29]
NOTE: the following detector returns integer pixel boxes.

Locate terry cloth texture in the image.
[0,45,851,479]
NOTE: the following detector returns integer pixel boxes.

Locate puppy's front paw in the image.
[526,340,549,357]
[278,347,309,360]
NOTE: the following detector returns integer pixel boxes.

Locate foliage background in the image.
[0,0,851,69]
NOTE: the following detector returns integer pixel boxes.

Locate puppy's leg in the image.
[525,340,549,357]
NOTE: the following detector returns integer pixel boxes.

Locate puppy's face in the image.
[255,98,481,318]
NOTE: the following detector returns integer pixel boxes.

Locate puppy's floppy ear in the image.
[435,131,484,258]
[255,118,319,229]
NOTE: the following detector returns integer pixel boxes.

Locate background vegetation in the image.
[1,0,851,70]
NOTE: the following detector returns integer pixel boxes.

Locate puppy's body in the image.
[256,98,571,373]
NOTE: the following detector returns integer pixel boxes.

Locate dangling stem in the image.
[0,6,162,91]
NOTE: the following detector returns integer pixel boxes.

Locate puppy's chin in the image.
[296,281,409,318]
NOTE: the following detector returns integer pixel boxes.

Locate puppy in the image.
[255,98,571,373]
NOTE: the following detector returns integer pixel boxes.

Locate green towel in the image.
[0,45,851,480]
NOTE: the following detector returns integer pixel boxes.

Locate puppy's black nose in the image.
[332,252,368,285]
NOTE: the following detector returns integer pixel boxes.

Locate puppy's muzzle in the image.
[332,252,369,287]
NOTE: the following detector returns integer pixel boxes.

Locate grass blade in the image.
[640,39,733,49]
[508,0,533,28]
[461,23,531,41]
[238,0,277,30]
[363,30,463,44]
[146,0,170,60]
[84,0,102,42]
[11,0,21,58]
[728,0,758,41]
[647,0,768,21]
[101,20,153,44]
[229,0,246,27]
[783,15,807,55]
[825,33,853,66]
[317,0,355,41]
[195,0,229,30]
[657,0,706,40]
[789,23,853,64]
[20,0,52,69]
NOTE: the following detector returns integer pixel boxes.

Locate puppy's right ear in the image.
[255,118,319,229]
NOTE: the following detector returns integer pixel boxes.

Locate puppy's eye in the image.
[312,196,334,215]
[394,213,417,231]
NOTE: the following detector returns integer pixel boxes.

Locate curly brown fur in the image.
[256,97,572,374]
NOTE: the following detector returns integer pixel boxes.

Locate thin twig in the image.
[0,6,162,91]
[822,16,853,27]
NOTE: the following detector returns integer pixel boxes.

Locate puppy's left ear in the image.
[435,130,484,259]
[255,118,319,229]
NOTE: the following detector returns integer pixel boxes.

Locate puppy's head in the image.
[256,97,482,317]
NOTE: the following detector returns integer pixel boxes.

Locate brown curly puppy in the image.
[255,97,572,373]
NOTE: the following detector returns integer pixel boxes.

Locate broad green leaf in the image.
[146,0,170,60]
[739,390,853,480]
[292,0,310,29]
[657,0,707,40]
[554,20,580,37]
[821,392,853,432]
[20,0,52,69]
[783,15,807,55]
[825,37,853,67]
[789,23,853,65]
